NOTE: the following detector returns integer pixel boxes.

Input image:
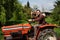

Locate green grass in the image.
[45,17,53,23]
[0,29,4,40]
[54,28,60,37]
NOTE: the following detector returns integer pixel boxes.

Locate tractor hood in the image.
[2,23,31,36]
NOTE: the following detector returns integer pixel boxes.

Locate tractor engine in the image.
[2,23,34,40]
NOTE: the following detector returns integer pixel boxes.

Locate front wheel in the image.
[37,29,57,40]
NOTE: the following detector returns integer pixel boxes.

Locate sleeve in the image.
[34,14,45,21]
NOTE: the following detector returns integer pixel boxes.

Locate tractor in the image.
[1,20,57,40]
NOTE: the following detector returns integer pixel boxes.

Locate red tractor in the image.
[2,20,57,40]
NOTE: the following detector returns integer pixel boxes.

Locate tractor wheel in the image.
[37,29,57,40]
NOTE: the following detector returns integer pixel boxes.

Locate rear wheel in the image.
[37,29,57,40]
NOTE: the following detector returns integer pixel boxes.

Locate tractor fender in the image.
[36,24,57,39]
[39,24,57,29]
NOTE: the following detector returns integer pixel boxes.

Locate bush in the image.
[54,28,60,37]
[4,20,28,26]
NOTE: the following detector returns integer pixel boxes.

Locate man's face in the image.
[36,11,40,15]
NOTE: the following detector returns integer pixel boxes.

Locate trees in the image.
[0,0,6,26]
[23,1,32,19]
[0,0,32,26]
[0,0,24,26]
[3,0,23,21]
[27,1,30,8]
[52,0,60,25]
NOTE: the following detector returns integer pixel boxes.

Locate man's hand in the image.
[28,19,35,22]
[28,19,32,22]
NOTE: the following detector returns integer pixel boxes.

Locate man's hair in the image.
[36,10,41,12]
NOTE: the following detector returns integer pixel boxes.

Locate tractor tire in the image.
[37,29,57,40]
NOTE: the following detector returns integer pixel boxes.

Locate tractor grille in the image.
[10,31,22,37]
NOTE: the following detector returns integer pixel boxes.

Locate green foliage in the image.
[54,28,60,37]
[0,0,32,26]
[26,1,30,8]
[0,28,4,40]
[45,17,53,23]
[0,5,6,26]
[52,0,60,25]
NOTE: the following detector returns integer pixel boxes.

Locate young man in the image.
[29,10,46,25]
[28,10,46,40]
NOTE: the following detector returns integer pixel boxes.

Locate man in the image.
[28,10,46,40]
[29,10,46,25]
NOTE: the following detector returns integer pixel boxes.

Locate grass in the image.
[0,28,4,40]
[54,28,60,37]
[45,17,53,23]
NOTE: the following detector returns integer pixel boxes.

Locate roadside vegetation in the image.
[46,17,60,37]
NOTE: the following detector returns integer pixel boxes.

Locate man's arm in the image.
[33,14,45,21]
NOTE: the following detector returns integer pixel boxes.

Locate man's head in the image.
[36,10,41,16]
[36,10,42,14]
[31,10,41,18]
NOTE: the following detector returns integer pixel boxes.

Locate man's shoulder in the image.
[42,13,46,17]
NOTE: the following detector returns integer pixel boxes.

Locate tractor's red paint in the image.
[2,23,57,40]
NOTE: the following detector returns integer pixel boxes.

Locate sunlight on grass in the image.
[54,28,60,37]
[45,17,53,23]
